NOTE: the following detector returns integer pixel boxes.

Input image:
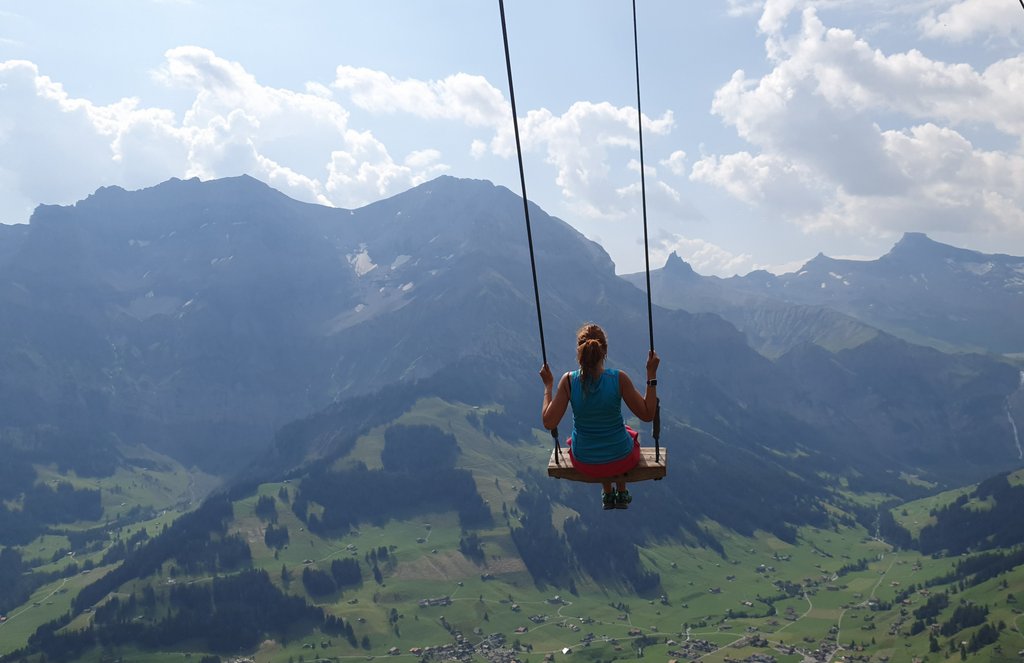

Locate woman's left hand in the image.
[646,350,660,379]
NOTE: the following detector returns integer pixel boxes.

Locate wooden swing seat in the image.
[547,447,667,483]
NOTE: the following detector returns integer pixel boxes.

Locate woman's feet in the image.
[602,489,632,510]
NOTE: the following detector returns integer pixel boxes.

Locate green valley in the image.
[6,399,1024,663]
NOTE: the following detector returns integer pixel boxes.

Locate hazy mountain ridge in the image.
[0,175,617,475]
[626,253,881,357]
[776,335,1021,473]
[2,176,1021,494]
[633,232,1024,355]
[770,233,1024,353]
[1,177,352,473]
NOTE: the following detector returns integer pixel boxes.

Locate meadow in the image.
[5,400,1024,663]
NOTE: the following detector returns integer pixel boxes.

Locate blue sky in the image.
[1,0,1022,275]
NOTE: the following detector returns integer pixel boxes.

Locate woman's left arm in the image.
[540,364,570,430]
[620,351,659,422]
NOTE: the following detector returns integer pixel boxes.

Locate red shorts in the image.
[568,426,641,479]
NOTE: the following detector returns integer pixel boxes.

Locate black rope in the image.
[632,0,661,464]
[633,0,655,356]
[498,0,562,463]
[1020,0,1023,12]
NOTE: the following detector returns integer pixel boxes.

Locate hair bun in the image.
[576,323,608,385]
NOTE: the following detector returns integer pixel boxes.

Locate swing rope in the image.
[497,0,563,463]
[631,0,661,462]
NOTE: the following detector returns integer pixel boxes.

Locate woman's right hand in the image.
[541,365,569,429]
[646,350,660,379]
[539,363,554,390]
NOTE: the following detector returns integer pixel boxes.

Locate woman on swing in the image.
[540,323,660,510]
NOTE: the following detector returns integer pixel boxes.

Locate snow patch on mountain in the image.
[348,245,377,276]
[961,261,994,276]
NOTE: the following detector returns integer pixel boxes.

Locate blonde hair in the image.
[576,323,608,389]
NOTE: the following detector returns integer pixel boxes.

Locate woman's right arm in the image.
[540,364,570,430]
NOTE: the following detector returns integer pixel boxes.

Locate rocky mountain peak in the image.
[662,251,699,279]
[881,232,1005,269]
[798,251,839,274]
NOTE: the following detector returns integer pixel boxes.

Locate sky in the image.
[1,0,1023,276]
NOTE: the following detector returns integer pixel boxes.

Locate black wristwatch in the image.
[646,379,657,386]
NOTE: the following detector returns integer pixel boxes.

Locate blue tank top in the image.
[569,368,633,464]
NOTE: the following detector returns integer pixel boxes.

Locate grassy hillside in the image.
[6,401,1024,663]
[0,448,217,656]
[890,467,1024,540]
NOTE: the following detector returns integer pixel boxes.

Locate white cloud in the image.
[325,129,430,202]
[489,101,681,221]
[404,149,443,170]
[661,150,688,177]
[333,66,507,128]
[325,63,698,225]
[726,0,765,18]
[691,151,827,215]
[919,0,1024,42]
[1,49,701,233]
[758,0,805,33]
[304,81,333,98]
[809,123,1024,233]
[712,11,1024,141]
[405,149,449,187]
[738,0,943,36]
[755,257,810,275]
[693,8,1024,241]
[654,234,755,277]
[0,60,137,217]
[0,48,455,222]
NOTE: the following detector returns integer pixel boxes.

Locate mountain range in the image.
[4,175,1024,662]
[1,175,1021,507]
[627,232,1024,357]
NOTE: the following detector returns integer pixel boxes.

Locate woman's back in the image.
[569,368,632,464]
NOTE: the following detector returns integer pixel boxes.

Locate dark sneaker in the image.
[614,490,632,509]
[602,491,616,510]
